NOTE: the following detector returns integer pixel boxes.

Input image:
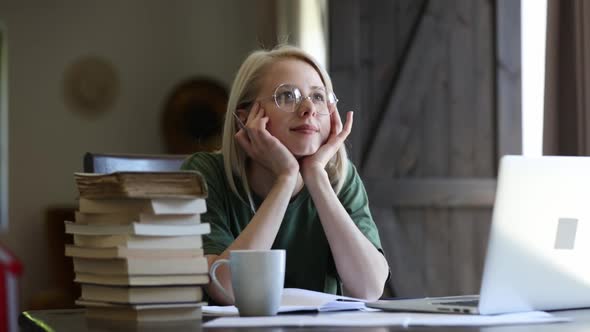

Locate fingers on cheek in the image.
[235,135,247,151]
[346,114,354,132]
[234,131,243,141]
[334,120,342,134]
[248,105,259,121]
[335,112,343,126]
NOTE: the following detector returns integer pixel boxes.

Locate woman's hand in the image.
[235,103,300,178]
[300,108,353,178]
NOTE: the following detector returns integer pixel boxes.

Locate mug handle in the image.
[209,259,233,303]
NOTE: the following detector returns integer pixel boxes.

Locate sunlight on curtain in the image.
[298,0,327,70]
[521,0,547,156]
[0,25,7,231]
[277,0,328,70]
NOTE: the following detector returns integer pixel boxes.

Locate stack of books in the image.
[66,171,210,322]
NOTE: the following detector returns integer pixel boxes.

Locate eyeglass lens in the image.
[274,85,337,114]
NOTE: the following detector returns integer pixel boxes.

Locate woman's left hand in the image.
[300,108,353,177]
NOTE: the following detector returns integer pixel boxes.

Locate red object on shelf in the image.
[0,243,22,332]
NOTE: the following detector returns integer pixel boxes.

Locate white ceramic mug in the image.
[209,249,286,316]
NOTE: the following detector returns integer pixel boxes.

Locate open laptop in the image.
[367,155,590,315]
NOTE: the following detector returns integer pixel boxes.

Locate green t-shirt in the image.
[181,152,382,296]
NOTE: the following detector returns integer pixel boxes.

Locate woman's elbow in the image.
[365,263,390,301]
[366,277,387,301]
[351,274,387,301]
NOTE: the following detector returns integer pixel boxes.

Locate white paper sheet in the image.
[203,288,369,316]
[203,310,571,328]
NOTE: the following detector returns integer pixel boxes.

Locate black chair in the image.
[83,152,189,173]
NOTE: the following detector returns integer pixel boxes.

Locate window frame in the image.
[0,24,8,231]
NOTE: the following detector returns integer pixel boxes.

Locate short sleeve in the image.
[337,162,383,251]
[181,153,235,255]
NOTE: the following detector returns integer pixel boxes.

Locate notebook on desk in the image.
[367,155,590,315]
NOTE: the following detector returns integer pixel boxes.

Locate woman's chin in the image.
[289,145,319,158]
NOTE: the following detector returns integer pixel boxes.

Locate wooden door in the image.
[329,0,521,297]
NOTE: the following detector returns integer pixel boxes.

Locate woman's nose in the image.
[297,97,317,117]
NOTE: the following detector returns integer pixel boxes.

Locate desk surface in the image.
[18,308,590,332]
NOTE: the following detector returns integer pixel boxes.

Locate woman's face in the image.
[256,58,332,158]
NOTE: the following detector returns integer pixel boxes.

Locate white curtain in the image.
[256,0,328,68]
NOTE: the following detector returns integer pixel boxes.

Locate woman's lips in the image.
[291,124,319,134]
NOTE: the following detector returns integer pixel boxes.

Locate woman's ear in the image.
[235,108,249,125]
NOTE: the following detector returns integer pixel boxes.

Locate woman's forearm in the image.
[304,169,389,300]
[206,174,298,305]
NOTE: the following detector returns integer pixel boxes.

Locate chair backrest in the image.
[83,152,189,173]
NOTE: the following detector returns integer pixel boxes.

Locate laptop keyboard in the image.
[434,299,479,307]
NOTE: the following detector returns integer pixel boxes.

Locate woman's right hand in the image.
[235,103,299,178]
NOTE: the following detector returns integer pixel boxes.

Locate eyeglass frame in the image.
[237,83,339,116]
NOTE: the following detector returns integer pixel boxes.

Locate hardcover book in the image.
[77,198,206,215]
[74,273,209,287]
[65,245,204,259]
[74,171,207,199]
[65,221,210,236]
[72,234,203,249]
[72,257,208,275]
[80,284,204,304]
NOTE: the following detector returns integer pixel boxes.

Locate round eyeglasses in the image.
[260,84,338,115]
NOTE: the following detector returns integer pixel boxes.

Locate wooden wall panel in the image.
[361,0,446,176]
[329,0,515,297]
[475,0,496,174]
[447,0,481,296]
[420,12,451,295]
[329,0,362,162]
[497,0,522,158]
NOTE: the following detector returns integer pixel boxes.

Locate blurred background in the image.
[1,0,566,312]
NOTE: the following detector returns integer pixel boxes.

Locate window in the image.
[298,0,328,69]
[521,0,547,156]
[277,0,328,69]
[0,25,7,231]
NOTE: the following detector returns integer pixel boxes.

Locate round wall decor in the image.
[162,78,228,154]
[63,55,120,116]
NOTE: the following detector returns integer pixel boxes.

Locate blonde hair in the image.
[221,45,349,211]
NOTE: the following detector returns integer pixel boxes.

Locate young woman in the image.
[182,45,389,305]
